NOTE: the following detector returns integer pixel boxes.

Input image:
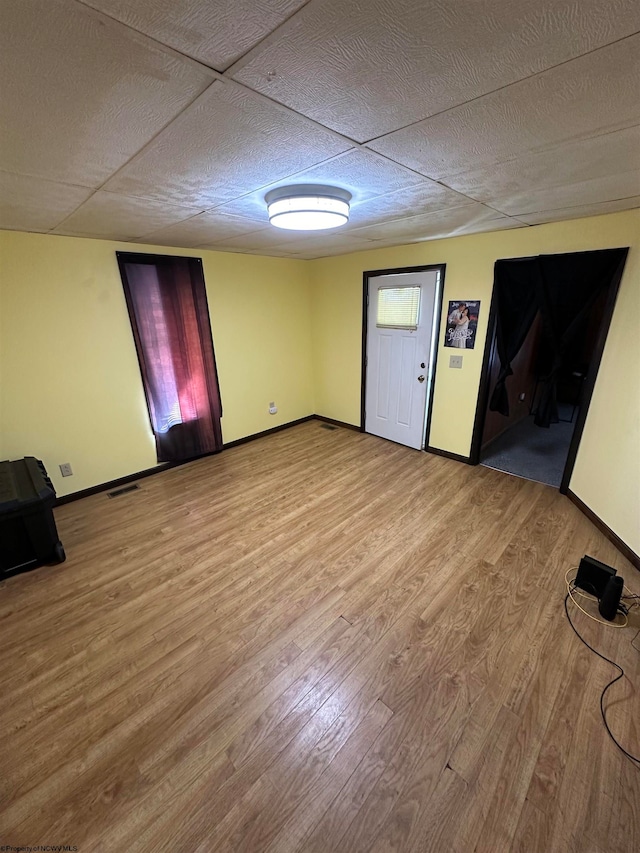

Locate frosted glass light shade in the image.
[265,185,351,230]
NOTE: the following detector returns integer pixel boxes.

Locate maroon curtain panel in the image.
[117,253,223,462]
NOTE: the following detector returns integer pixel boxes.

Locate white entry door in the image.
[365,270,439,449]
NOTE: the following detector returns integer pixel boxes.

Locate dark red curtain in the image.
[117,253,223,462]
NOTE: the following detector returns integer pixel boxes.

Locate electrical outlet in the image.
[269,401,278,414]
[59,462,73,477]
[449,355,463,369]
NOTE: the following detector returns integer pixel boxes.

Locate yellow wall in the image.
[1,211,638,554]
[0,231,313,496]
[310,209,640,554]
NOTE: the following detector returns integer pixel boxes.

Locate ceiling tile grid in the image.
[80,0,310,71]
[136,210,270,249]
[206,149,477,230]
[1,0,639,254]
[443,126,640,208]
[51,192,205,242]
[230,0,640,141]
[102,81,352,207]
[482,170,640,217]
[515,196,640,225]
[210,148,430,216]
[347,204,526,243]
[0,0,216,187]
[347,183,476,228]
[0,171,94,233]
[368,35,640,180]
[198,229,381,260]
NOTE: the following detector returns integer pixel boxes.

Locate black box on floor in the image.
[575,555,616,598]
[0,457,65,579]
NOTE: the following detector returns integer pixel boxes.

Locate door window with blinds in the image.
[376,285,421,330]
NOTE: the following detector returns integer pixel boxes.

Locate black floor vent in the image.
[107,484,140,499]
[320,423,338,431]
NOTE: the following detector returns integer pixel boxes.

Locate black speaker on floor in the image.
[575,555,616,598]
[599,575,624,621]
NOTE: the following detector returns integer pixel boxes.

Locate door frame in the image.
[468,248,628,493]
[360,264,446,448]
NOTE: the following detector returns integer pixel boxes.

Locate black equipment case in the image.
[0,457,65,579]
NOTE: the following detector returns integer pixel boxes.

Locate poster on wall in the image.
[444,300,481,349]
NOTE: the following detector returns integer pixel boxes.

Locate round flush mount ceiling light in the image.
[265,184,352,231]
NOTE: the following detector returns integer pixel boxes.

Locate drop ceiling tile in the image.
[52,192,204,241]
[210,148,433,220]
[516,196,640,225]
[222,247,303,258]
[103,81,351,206]
[198,225,376,256]
[349,182,475,227]
[139,211,268,249]
[0,172,93,233]
[443,126,640,204]
[196,227,300,252]
[350,204,526,242]
[81,0,309,71]
[287,245,376,259]
[268,232,378,253]
[0,0,215,187]
[369,35,640,179]
[206,195,271,227]
[231,0,640,142]
[489,171,640,216]
[214,168,474,233]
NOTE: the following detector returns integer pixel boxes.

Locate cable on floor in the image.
[563,567,628,628]
[563,592,640,766]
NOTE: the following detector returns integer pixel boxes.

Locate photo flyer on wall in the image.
[444,300,481,349]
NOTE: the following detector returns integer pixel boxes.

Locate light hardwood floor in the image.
[1,421,638,852]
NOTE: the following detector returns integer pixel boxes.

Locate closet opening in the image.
[470,248,628,492]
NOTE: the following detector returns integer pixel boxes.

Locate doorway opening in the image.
[361,265,445,450]
[471,248,628,492]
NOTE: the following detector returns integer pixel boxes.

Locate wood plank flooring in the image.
[1,421,638,852]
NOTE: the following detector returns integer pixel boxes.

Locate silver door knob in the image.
[417,375,425,383]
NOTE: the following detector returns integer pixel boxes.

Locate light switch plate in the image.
[449,355,463,369]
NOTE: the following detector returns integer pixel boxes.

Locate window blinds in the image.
[376,286,421,329]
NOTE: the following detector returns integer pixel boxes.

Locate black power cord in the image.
[563,592,640,766]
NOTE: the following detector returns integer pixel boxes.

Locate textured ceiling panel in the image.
[201,226,371,256]
[212,150,475,229]
[51,192,204,241]
[0,0,215,187]
[269,232,377,252]
[81,0,309,71]
[103,82,351,206]
[445,126,640,204]
[195,227,313,252]
[0,172,94,233]
[482,171,640,216]
[515,196,640,225]
[209,148,434,221]
[3,0,640,253]
[231,0,640,141]
[139,211,268,249]
[369,35,640,179]
[350,204,525,242]
[348,183,474,228]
